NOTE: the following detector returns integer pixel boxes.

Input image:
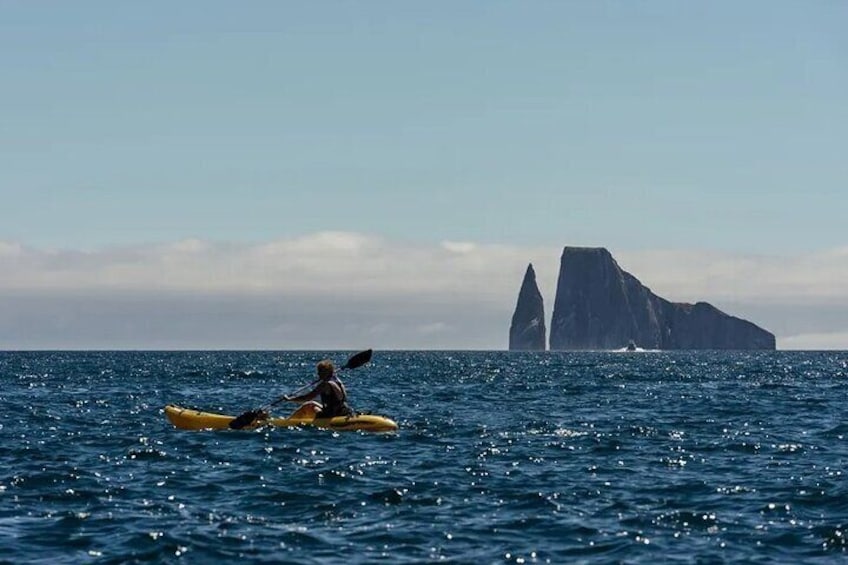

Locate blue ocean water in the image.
[1,350,847,563]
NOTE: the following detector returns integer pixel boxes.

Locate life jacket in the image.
[318,377,353,418]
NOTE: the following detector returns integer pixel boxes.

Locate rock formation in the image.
[548,247,775,350]
[509,263,547,351]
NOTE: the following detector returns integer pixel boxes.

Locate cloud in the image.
[416,322,451,335]
[0,233,558,301]
[616,247,848,305]
[0,234,845,349]
[0,241,23,257]
[441,241,477,254]
[779,332,848,351]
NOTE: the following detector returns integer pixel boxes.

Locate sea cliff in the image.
[547,247,775,350]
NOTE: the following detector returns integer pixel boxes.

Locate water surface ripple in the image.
[1,351,847,563]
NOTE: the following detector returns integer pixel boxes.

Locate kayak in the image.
[164,404,398,432]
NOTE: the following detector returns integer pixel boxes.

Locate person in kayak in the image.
[283,359,354,419]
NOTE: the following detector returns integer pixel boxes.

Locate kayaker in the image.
[283,359,354,418]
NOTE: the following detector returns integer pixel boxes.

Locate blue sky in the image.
[1,2,846,348]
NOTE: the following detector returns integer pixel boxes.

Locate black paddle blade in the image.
[342,349,372,370]
[229,410,261,430]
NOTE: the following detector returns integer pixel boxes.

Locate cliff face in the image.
[548,247,775,350]
[509,263,547,351]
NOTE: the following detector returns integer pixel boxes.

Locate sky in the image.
[1,2,846,349]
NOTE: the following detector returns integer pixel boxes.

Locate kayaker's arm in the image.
[283,384,322,403]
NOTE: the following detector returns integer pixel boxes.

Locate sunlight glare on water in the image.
[0,350,847,562]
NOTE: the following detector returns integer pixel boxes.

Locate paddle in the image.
[228,349,373,430]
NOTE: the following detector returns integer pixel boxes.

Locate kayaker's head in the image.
[316,360,335,380]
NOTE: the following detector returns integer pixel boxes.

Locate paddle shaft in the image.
[263,378,319,411]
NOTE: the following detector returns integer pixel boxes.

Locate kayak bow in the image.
[164,404,398,433]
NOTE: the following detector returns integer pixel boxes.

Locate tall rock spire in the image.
[509,263,546,351]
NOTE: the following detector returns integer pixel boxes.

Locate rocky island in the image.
[548,247,775,350]
[509,247,776,351]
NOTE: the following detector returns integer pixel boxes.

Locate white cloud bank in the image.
[0,233,846,349]
[0,233,550,300]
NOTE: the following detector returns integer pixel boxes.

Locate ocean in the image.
[1,350,846,563]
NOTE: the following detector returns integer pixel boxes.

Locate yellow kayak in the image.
[164,404,398,433]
